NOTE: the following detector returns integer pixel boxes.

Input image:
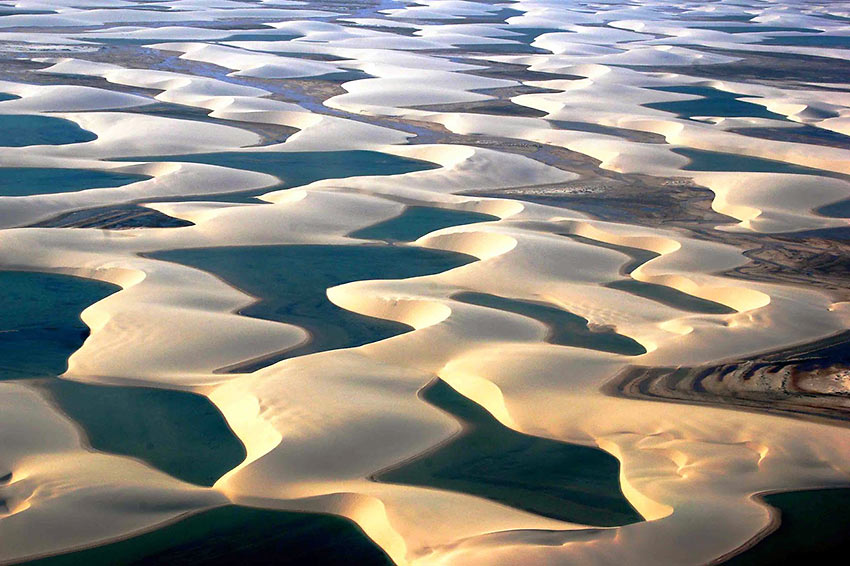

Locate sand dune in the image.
[2,1,850,565]
[0,382,225,563]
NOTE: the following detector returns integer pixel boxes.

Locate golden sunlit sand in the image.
[1,1,849,565]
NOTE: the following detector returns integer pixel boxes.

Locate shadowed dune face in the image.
[2,0,850,565]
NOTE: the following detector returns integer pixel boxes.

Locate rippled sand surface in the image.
[1,1,850,564]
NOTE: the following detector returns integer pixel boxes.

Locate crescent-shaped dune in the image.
[2,1,850,565]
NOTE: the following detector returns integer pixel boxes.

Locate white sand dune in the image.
[0,382,225,564]
[152,42,348,79]
[4,142,847,562]
[0,81,151,112]
[2,1,850,565]
[692,172,850,233]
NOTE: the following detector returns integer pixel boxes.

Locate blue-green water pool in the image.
[149,244,476,370]
[647,85,787,121]
[0,270,118,380]
[0,167,151,197]
[0,114,97,147]
[350,205,498,242]
[377,379,643,527]
[454,291,647,355]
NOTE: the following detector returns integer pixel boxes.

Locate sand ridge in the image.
[2,1,850,565]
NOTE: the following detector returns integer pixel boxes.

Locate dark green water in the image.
[37,380,245,487]
[565,234,660,276]
[350,206,498,242]
[550,120,667,143]
[673,148,829,175]
[0,271,119,380]
[761,35,850,49]
[504,27,564,46]
[606,280,736,314]
[779,226,850,240]
[691,25,818,34]
[0,168,151,197]
[300,70,372,82]
[817,197,850,218]
[460,41,547,55]
[378,379,642,527]
[220,32,301,42]
[0,270,241,486]
[0,7,53,16]
[119,150,437,195]
[461,100,548,117]
[733,123,850,151]
[454,291,646,355]
[83,38,198,46]
[562,235,734,314]
[647,85,787,121]
[149,245,476,371]
[0,114,97,147]
[682,15,754,23]
[15,505,393,566]
[821,14,850,23]
[0,92,21,101]
[724,488,850,565]
[88,33,301,46]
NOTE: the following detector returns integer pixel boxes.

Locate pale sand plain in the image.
[1,0,850,565]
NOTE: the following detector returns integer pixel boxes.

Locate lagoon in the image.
[0,167,150,197]
[377,379,643,527]
[0,271,118,380]
[150,244,476,371]
[350,205,498,242]
[0,114,97,147]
